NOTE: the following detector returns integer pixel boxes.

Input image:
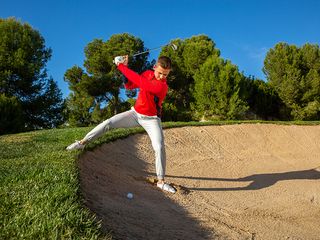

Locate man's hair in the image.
[157,56,172,69]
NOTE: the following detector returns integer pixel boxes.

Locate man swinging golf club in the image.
[66,53,176,193]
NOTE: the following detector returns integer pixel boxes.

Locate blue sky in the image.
[2,0,320,98]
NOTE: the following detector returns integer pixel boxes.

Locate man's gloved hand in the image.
[113,56,127,66]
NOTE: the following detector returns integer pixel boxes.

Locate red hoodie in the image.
[117,64,168,117]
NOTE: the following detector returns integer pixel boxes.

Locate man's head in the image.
[153,56,171,80]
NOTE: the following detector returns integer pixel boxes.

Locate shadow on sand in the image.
[78,134,214,240]
[168,168,320,191]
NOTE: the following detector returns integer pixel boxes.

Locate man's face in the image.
[153,65,171,80]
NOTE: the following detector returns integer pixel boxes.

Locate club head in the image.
[170,43,178,51]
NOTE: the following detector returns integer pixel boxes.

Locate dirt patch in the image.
[79,124,320,239]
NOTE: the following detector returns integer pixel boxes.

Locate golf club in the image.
[113,43,177,63]
[132,43,177,57]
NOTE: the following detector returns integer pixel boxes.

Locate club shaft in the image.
[132,45,168,57]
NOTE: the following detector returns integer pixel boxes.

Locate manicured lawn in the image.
[1,120,319,239]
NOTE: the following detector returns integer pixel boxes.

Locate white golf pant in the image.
[82,108,166,180]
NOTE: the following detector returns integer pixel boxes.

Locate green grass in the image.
[1,127,106,240]
[1,120,319,239]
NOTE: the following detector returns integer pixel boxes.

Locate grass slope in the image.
[1,121,319,239]
[0,127,111,240]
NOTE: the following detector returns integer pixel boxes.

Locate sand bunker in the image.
[79,124,320,240]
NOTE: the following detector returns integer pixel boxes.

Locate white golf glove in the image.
[113,56,126,66]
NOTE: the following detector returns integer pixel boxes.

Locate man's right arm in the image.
[114,56,139,89]
[117,64,163,95]
[124,81,138,89]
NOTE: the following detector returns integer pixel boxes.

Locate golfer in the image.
[66,55,176,193]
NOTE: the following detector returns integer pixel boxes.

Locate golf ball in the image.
[127,192,133,199]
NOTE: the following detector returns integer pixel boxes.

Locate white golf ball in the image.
[127,192,133,199]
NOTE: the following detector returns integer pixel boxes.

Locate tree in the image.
[64,66,95,126]
[193,55,248,120]
[64,33,149,125]
[0,94,24,134]
[160,35,219,121]
[263,42,320,120]
[241,76,283,120]
[0,18,64,132]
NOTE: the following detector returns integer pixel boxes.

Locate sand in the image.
[78,124,320,240]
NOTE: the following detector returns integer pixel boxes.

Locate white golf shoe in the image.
[66,140,85,151]
[157,182,176,193]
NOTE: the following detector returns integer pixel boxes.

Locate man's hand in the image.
[113,55,128,66]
